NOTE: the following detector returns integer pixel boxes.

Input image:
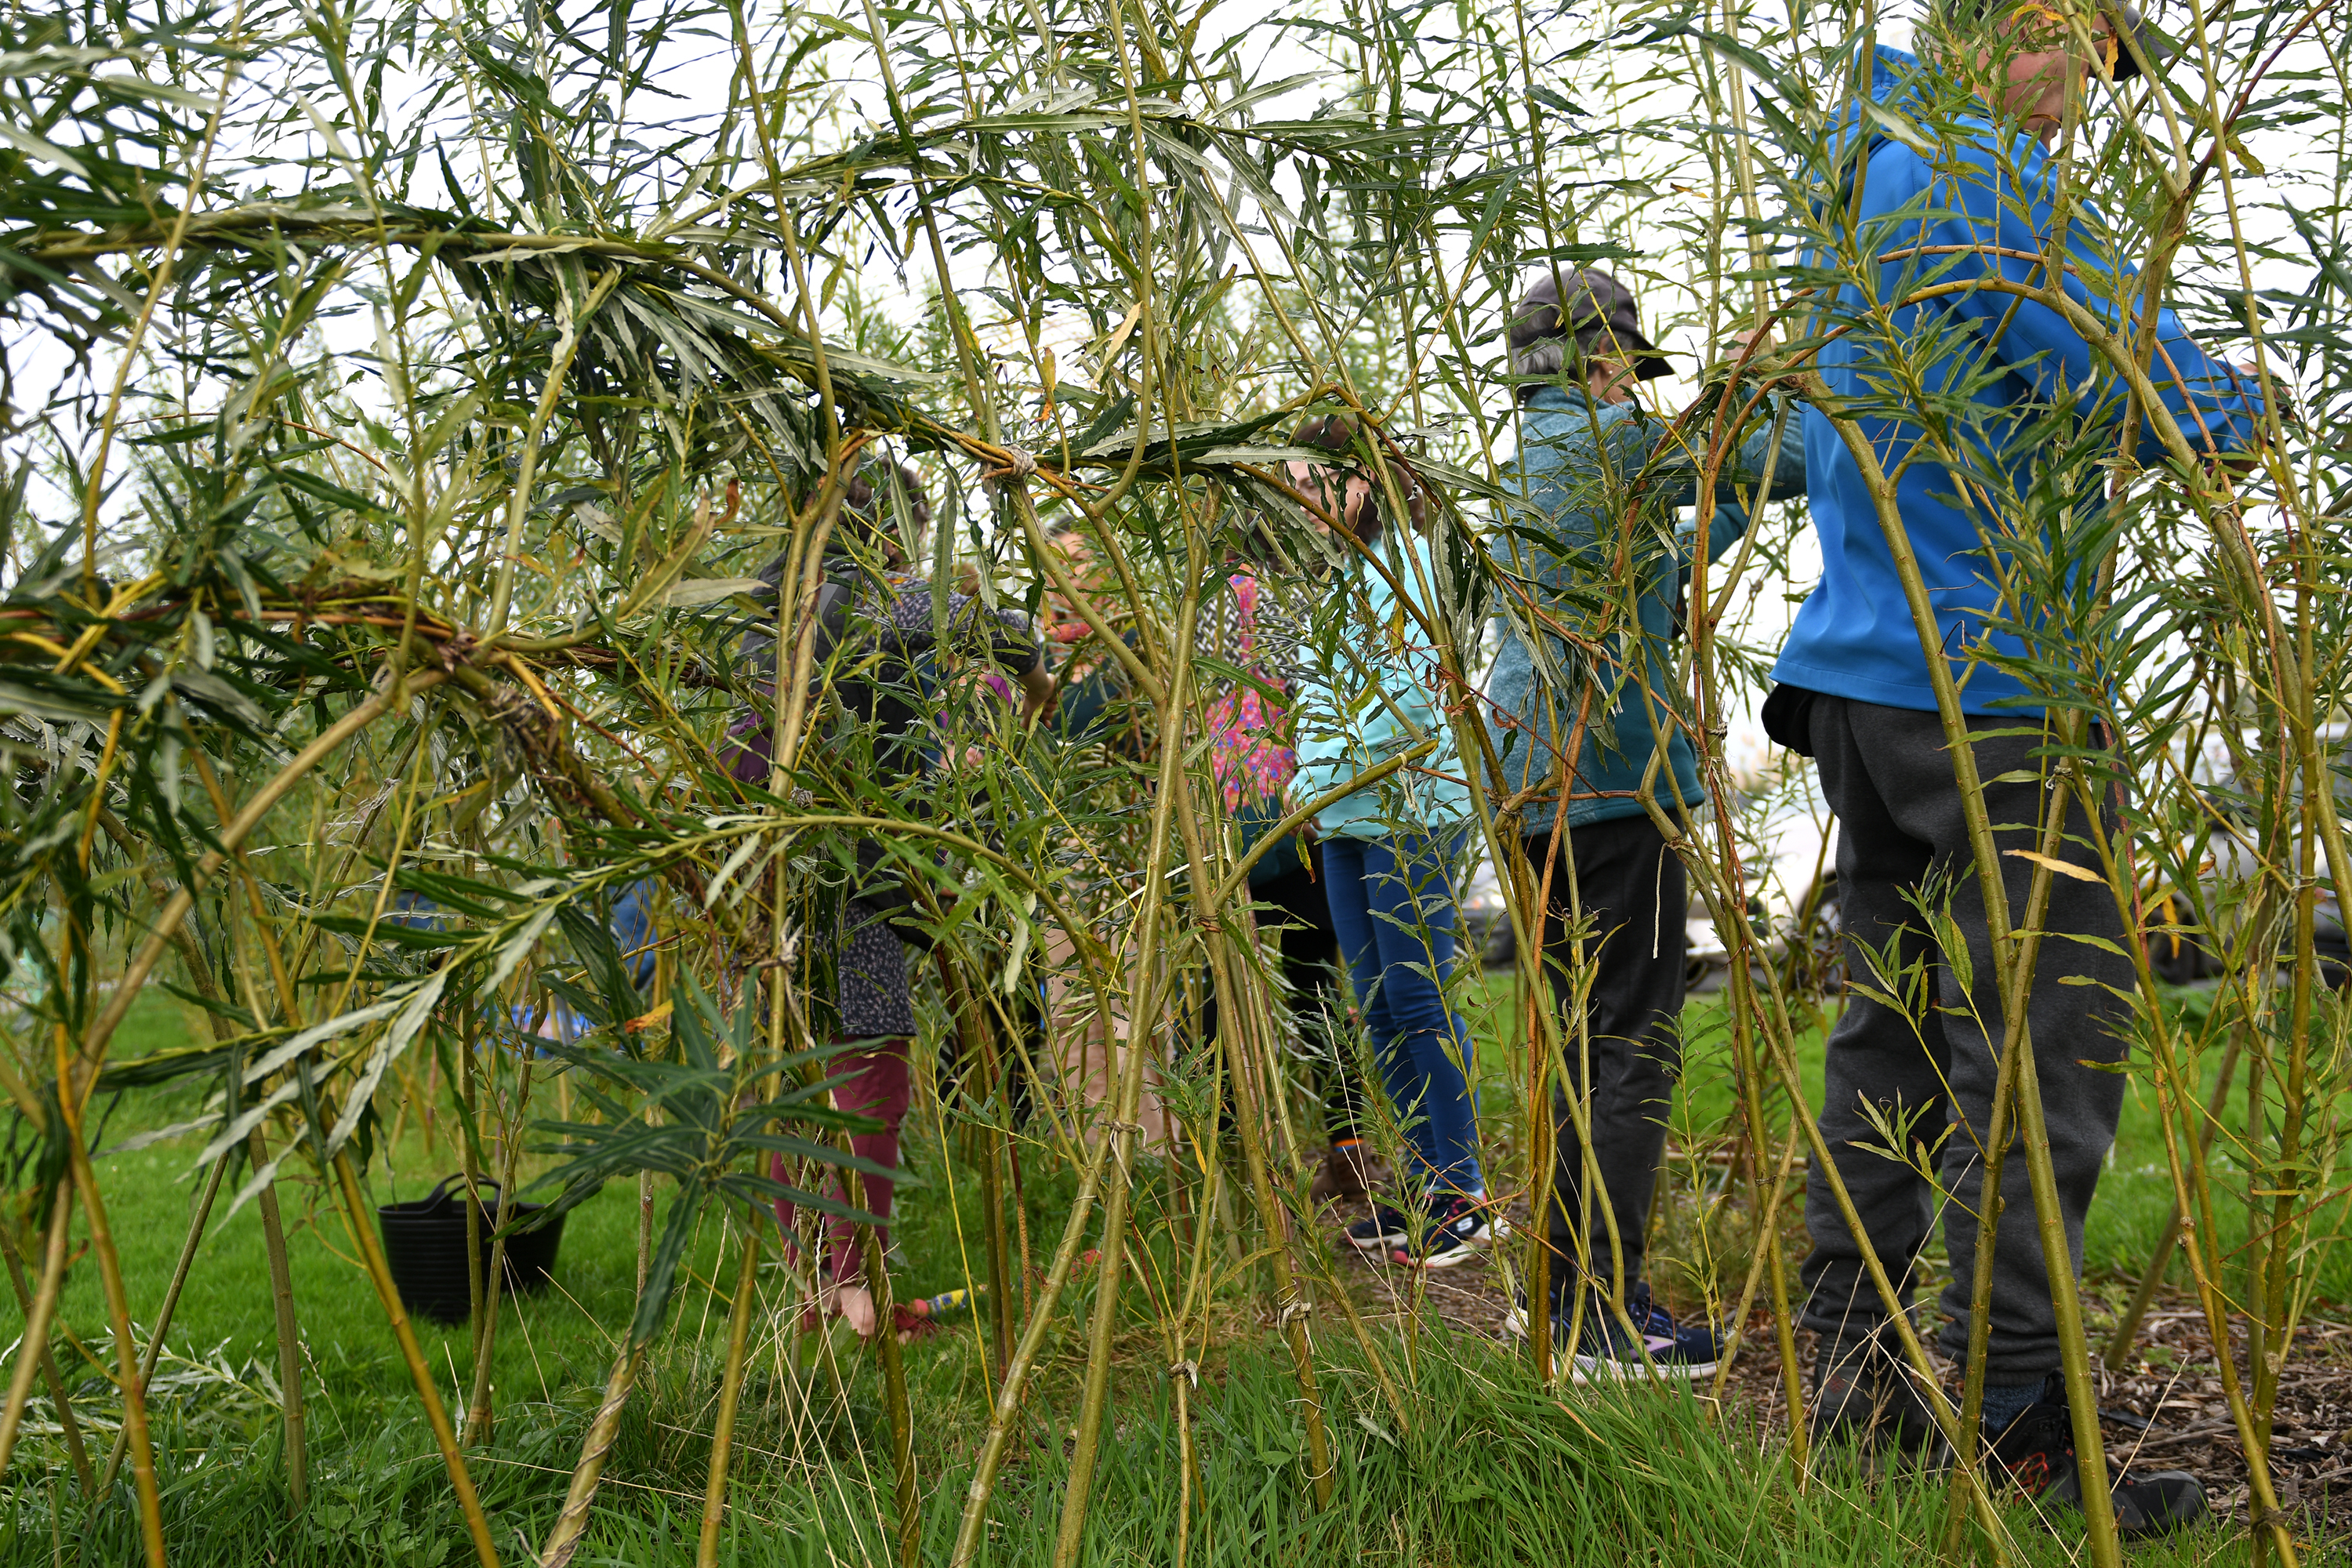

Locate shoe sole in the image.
[1394,1219,1508,1269]
[1495,1322,1721,1381]
[1346,1229,1407,1251]
[1570,1354,1718,1385]
[1500,1308,1723,1383]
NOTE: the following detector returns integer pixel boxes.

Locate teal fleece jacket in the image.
[1481,386,1805,833]
[1289,532,1473,840]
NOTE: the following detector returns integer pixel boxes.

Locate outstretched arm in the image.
[1933,136,2267,461]
[1671,396,1808,568]
[1619,389,1808,514]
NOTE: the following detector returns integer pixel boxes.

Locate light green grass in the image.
[1,985,2329,1564]
[21,1328,2275,1567]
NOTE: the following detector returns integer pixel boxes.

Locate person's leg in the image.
[1006,975,1045,1130]
[1533,816,1686,1308]
[1798,697,1948,1355]
[1358,831,1482,1197]
[1322,835,1443,1183]
[1036,922,1088,1137]
[1254,848,1359,1145]
[1040,918,1163,1143]
[823,1038,914,1276]
[769,1036,913,1279]
[1882,711,2132,1395]
[1526,829,1587,1287]
[1283,862,1371,1196]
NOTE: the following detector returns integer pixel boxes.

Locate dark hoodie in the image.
[1771,45,2267,716]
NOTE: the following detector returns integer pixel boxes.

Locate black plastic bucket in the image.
[378,1174,565,1326]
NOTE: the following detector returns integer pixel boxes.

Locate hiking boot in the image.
[1809,1330,1942,1456]
[1990,1373,2208,1539]
[1345,1203,1411,1252]
[1310,1141,1374,1203]
[1391,1193,1504,1269]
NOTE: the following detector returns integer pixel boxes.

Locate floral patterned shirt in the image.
[1199,568,1298,812]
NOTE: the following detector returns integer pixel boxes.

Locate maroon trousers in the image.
[771,1037,911,1279]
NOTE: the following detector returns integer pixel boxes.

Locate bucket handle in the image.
[419,1172,502,1210]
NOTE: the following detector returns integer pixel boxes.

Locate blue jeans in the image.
[1319,830,1482,1196]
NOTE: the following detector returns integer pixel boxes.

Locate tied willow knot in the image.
[982,445,1039,490]
[434,628,481,672]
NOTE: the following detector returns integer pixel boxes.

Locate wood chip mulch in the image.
[1307,1191,2352,1541]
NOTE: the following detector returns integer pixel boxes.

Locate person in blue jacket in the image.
[1284,412,1494,1269]
[1763,3,2266,1533]
[1484,267,1804,1377]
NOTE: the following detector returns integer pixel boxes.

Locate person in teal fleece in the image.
[1282,412,1493,1269]
[1766,3,2266,1535]
[1483,266,1804,1375]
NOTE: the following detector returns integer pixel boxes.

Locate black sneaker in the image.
[1391,1193,1504,1269]
[1573,1288,1722,1381]
[1345,1203,1411,1251]
[1628,1289,1727,1370]
[1502,1287,1721,1380]
[1810,1330,1942,1456]
[1989,1373,2207,1539]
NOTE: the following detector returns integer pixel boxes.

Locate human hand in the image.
[1726,325,1773,365]
[2236,361,2302,430]
[1019,663,1058,725]
[822,1276,879,1340]
[2201,362,2285,467]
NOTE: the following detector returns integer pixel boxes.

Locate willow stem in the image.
[333,1152,502,1568]
[0,1187,82,1484]
[63,1120,165,1568]
[695,1218,763,1568]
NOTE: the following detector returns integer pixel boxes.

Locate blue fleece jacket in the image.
[1483,387,1806,833]
[1773,46,2267,715]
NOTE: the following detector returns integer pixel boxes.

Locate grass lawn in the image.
[0,979,2321,1565]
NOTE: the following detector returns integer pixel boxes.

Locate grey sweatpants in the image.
[1800,696,2130,1381]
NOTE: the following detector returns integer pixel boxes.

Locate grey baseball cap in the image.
[2101,2,2159,81]
[1508,267,1672,382]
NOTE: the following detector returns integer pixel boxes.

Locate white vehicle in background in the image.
[1460,765,1844,994]
[1457,721,2352,1000]
[1681,781,1840,994]
[2160,721,2350,989]
[1457,855,1516,962]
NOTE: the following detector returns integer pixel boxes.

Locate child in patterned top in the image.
[725,456,1051,1339]
[1193,538,1370,1200]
